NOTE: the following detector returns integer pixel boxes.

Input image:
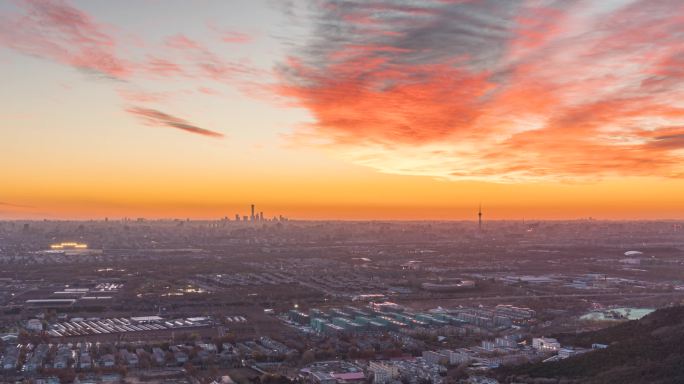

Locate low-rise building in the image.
[449,349,473,365]
[120,349,138,366]
[174,351,188,364]
[368,361,399,384]
[79,353,92,370]
[532,337,561,352]
[152,347,166,365]
[422,350,449,365]
[27,319,43,332]
[100,354,115,368]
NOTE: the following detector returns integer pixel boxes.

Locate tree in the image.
[300,349,315,365]
[446,362,469,382]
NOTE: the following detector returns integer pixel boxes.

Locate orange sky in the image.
[4,165,684,219]
[2,0,684,220]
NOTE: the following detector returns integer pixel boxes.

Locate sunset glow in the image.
[2,0,684,220]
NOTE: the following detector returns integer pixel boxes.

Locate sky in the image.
[2,0,684,220]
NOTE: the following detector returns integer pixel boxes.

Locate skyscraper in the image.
[251,204,255,221]
[478,204,482,231]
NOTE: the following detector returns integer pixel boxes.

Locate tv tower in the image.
[478,203,482,231]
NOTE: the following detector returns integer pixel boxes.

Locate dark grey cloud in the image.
[651,133,684,149]
[126,107,224,138]
[290,0,523,74]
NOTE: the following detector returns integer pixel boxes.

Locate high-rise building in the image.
[478,204,482,231]
[251,204,255,221]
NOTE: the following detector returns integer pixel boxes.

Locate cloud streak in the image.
[0,201,34,208]
[126,107,224,138]
[278,0,684,182]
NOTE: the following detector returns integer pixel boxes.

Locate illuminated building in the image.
[50,242,88,250]
[532,337,561,352]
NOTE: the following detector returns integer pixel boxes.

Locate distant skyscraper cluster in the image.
[231,204,287,222]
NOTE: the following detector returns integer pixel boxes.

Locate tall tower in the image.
[251,204,255,221]
[478,204,482,231]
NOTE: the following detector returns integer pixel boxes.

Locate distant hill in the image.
[498,306,684,384]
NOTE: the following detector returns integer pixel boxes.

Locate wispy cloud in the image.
[0,0,257,140]
[278,0,684,182]
[208,23,253,44]
[163,33,259,81]
[143,57,187,78]
[117,89,173,103]
[126,107,224,138]
[0,1,257,83]
[218,31,252,44]
[0,0,132,79]
[0,201,34,208]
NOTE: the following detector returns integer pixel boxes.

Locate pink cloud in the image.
[0,0,260,144]
[117,89,172,103]
[207,22,253,44]
[143,57,186,77]
[162,33,257,81]
[197,87,221,96]
[278,0,684,182]
[220,31,251,43]
[165,34,203,51]
[0,0,132,78]
[0,3,257,86]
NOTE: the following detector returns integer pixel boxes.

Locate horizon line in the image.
[3,217,684,222]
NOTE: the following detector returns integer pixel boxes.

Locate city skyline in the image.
[2,3,684,382]
[3,0,684,220]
